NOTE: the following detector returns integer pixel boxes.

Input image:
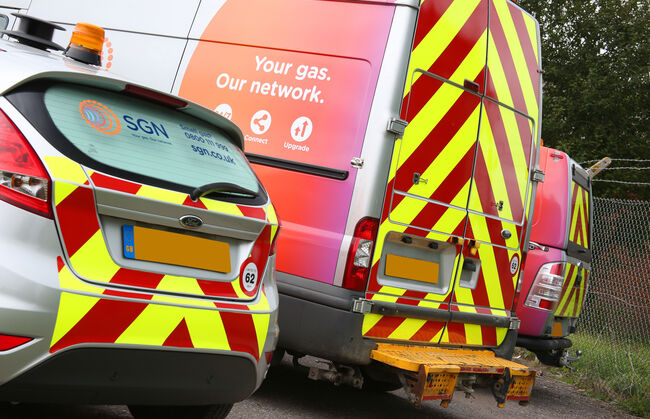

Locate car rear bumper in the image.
[0,347,258,405]
[0,203,278,405]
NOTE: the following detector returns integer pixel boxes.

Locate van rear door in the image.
[456,0,541,342]
[364,0,541,348]
[363,0,489,344]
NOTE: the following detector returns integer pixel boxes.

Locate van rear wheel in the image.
[128,403,233,419]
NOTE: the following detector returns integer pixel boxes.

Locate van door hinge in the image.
[352,299,374,314]
[351,157,364,168]
[387,118,408,138]
[509,318,521,330]
[532,169,545,183]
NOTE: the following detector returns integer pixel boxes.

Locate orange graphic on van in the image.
[79,99,121,135]
[101,38,114,69]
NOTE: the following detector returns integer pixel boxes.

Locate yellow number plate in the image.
[385,254,439,284]
[122,225,230,273]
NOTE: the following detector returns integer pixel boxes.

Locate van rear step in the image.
[371,343,536,408]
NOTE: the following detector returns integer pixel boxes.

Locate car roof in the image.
[0,37,244,149]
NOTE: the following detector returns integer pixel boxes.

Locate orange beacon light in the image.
[64,23,104,66]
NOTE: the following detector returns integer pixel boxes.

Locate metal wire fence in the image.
[571,197,650,399]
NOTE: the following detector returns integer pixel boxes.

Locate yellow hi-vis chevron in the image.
[52,257,270,360]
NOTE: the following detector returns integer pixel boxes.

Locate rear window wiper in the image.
[190,182,259,201]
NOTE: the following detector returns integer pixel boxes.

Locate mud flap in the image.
[371,343,536,408]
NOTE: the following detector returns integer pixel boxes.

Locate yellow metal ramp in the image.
[371,343,536,408]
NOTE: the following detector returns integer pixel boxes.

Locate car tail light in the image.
[524,262,566,311]
[342,217,379,291]
[0,334,32,351]
[0,109,52,218]
[269,213,281,256]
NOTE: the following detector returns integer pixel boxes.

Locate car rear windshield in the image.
[43,84,261,196]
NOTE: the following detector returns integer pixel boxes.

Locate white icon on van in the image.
[214,103,233,120]
[251,110,271,135]
[290,116,312,142]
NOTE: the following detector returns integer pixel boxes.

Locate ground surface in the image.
[0,355,635,418]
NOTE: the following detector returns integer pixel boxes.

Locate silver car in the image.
[0,15,279,419]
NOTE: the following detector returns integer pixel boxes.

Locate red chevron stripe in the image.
[404,4,487,121]
[365,315,406,339]
[197,279,239,299]
[56,186,100,258]
[481,325,497,346]
[213,302,251,311]
[49,298,147,353]
[90,172,142,194]
[481,99,527,221]
[163,318,194,348]
[367,263,382,295]
[487,1,530,113]
[412,0,455,49]
[411,320,446,343]
[183,195,208,209]
[396,290,429,306]
[57,257,65,272]
[558,286,577,316]
[405,0,487,120]
[486,4,536,166]
[220,311,259,360]
[387,68,485,224]
[109,268,165,292]
[446,321,466,344]
[571,284,581,317]
[556,264,575,305]
[392,85,482,214]
[103,289,154,300]
[508,3,540,99]
[573,207,585,246]
[402,147,476,236]
[237,205,266,220]
[470,145,516,308]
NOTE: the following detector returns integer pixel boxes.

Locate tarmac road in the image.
[0,355,634,418]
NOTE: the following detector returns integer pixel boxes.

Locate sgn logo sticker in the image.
[79,100,122,135]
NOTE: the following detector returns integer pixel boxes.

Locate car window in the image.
[44,84,260,195]
[0,14,8,31]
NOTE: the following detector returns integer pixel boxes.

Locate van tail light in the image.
[343,217,379,291]
[0,333,32,351]
[524,262,566,311]
[0,109,52,218]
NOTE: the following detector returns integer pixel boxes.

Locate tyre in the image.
[128,403,233,419]
[534,349,567,367]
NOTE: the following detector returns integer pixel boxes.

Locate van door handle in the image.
[413,172,428,185]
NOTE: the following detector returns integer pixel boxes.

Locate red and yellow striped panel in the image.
[555,264,589,318]
[52,257,270,360]
[44,156,278,301]
[363,0,540,347]
[569,181,590,250]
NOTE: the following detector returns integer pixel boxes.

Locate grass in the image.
[516,332,650,418]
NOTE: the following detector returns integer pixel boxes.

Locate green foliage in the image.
[562,333,650,417]
[518,0,650,199]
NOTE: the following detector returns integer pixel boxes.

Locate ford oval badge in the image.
[179,215,203,229]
